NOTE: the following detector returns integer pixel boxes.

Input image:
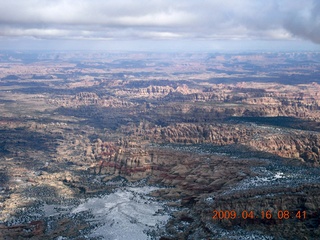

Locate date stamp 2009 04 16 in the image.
[212,210,307,220]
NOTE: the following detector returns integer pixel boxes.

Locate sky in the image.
[0,0,319,52]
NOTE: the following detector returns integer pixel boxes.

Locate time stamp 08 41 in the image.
[212,210,307,220]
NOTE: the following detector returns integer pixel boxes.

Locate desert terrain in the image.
[0,51,320,239]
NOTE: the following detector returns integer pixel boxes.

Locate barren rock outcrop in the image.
[248,132,320,165]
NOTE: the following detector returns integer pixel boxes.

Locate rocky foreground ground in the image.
[1,140,319,239]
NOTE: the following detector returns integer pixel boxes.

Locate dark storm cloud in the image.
[283,1,320,44]
[0,0,319,44]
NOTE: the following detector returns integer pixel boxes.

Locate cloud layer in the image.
[0,0,319,44]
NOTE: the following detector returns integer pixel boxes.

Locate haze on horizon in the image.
[0,0,319,52]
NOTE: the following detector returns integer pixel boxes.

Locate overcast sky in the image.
[0,0,319,52]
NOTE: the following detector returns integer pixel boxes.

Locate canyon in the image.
[0,51,320,239]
